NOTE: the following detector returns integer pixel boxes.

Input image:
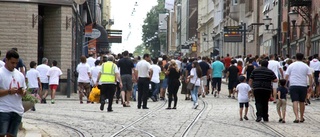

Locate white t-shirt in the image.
[285,61,311,87]
[87,57,96,68]
[309,59,320,71]
[77,63,91,83]
[26,68,40,88]
[91,65,101,85]
[36,64,50,83]
[0,60,4,68]
[136,60,151,78]
[236,83,251,103]
[190,68,200,86]
[268,60,281,79]
[0,67,25,116]
[47,66,63,85]
[99,62,119,84]
[151,64,161,83]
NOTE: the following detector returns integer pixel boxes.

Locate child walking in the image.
[46,60,63,104]
[277,79,288,123]
[26,61,42,111]
[235,76,251,121]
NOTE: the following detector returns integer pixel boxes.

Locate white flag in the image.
[165,0,174,10]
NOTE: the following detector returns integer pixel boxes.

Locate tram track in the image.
[23,116,87,137]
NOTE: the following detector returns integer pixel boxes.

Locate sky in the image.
[110,0,158,54]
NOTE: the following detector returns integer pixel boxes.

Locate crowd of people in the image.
[0,47,317,136]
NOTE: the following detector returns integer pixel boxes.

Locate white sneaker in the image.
[194,103,199,109]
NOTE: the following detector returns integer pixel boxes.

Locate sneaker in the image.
[214,92,217,97]
[244,116,248,120]
[240,118,243,121]
[51,100,55,104]
[278,118,283,122]
[31,107,36,111]
[100,103,105,111]
[228,95,231,98]
[194,103,199,109]
[43,98,47,104]
[232,96,235,99]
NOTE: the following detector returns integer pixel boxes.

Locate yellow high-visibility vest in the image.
[100,62,116,83]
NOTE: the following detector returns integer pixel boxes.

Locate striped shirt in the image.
[250,67,277,91]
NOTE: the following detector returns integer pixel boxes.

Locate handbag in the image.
[187,77,198,90]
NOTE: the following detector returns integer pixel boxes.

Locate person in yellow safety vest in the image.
[95,55,122,112]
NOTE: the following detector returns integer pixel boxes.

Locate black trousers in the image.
[101,84,116,111]
[253,89,272,120]
[168,80,180,107]
[138,77,150,108]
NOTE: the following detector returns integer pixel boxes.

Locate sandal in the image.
[293,120,299,123]
[282,120,286,123]
[300,118,305,123]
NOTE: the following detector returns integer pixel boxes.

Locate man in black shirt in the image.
[117,51,135,107]
[249,60,277,122]
[199,57,211,96]
[226,60,239,99]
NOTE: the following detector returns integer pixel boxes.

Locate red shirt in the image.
[237,66,243,75]
[224,57,231,68]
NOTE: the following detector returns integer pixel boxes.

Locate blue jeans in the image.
[191,86,200,105]
[132,83,138,100]
[151,82,160,98]
[0,112,22,136]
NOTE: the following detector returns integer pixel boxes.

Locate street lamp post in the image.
[288,10,299,56]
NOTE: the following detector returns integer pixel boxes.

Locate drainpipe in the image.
[277,0,282,55]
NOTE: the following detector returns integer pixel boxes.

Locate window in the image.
[245,0,253,13]
[233,0,238,5]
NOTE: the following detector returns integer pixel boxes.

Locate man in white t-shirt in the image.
[268,54,283,103]
[87,53,96,68]
[0,50,26,137]
[46,60,63,104]
[26,61,41,111]
[150,58,161,102]
[285,53,312,123]
[0,51,4,68]
[91,60,102,88]
[309,54,320,98]
[135,54,153,109]
[77,56,92,104]
[36,58,50,104]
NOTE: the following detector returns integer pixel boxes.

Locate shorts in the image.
[289,86,307,102]
[121,74,133,91]
[50,84,58,90]
[272,82,278,89]
[162,78,168,88]
[314,71,319,85]
[41,83,49,90]
[0,112,22,136]
[239,102,249,108]
[201,76,207,86]
[212,78,222,91]
[276,99,287,111]
[228,80,238,90]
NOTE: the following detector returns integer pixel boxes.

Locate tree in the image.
[141,0,166,57]
[133,43,150,57]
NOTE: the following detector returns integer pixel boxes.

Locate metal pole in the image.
[277,0,282,55]
[74,5,79,94]
[287,1,291,57]
[243,23,246,56]
[101,0,103,23]
[67,69,71,98]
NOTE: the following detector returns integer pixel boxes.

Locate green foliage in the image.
[133,43,151,57]
[22,89,39,103]
[141,0,166,52]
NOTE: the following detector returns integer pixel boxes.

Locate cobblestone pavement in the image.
[19,83,320,137]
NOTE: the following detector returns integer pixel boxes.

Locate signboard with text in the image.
[223,26,243,42]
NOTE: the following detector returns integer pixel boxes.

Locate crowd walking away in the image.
[8,48,318,126]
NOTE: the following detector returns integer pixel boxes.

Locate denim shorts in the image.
[0,112,22,136]
[161,78,168,88]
